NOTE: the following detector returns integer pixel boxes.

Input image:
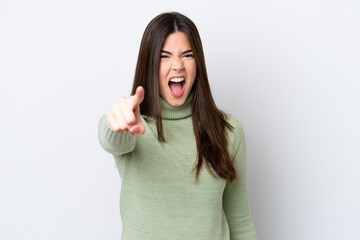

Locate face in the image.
[159,31,197,107]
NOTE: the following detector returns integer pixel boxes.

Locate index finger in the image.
[131,86,145,108]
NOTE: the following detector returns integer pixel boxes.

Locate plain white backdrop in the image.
[1,0,359,239]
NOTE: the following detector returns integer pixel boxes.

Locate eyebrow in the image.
[161,49,193,55]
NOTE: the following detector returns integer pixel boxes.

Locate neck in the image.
[160,92,193,120]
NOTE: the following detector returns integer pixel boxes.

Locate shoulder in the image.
[224,113,245,138]
[224,113,243,130]
[224,113,246,156]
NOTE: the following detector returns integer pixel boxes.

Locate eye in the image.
[183,54,194,58]
[160,55,169,59]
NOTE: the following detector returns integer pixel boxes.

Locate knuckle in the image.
[105,111,111,120]
[113,126,121,132]
[125,117,135,125]
[116,97,126,105]
[109,104,118,112]
[118,122,128,132]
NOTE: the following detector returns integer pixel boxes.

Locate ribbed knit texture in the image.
[98,92,257,240]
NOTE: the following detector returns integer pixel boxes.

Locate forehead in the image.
[162,31,191,50]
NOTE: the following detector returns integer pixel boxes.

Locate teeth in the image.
[169,77,185,83]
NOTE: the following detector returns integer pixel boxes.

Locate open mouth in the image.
[168,76,185,97]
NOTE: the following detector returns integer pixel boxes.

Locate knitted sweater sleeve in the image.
[97,114,136,156]
[223,118,257,240]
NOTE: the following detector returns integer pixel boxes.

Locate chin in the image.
[167,95,187,107]
[169,99,185,107]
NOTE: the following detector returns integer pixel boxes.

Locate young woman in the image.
[98,12,257,240]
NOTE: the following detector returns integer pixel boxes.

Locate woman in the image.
[98,12,257,240]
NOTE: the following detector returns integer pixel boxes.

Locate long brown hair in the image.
[131,12,237,183]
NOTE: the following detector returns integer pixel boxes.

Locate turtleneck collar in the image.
[160,92,193,120]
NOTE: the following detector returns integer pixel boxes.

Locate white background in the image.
[1,0,359,239]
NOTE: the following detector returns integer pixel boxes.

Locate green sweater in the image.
[98,93,257,240]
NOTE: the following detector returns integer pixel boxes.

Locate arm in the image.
[97,114,136,156]
[223,119,257,240]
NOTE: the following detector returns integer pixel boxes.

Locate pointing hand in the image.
[105,86,145,136]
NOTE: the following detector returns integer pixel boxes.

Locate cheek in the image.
[159,63,169,81]
[187,62,197,79]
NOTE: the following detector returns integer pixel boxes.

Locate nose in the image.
[172,57,184,72]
